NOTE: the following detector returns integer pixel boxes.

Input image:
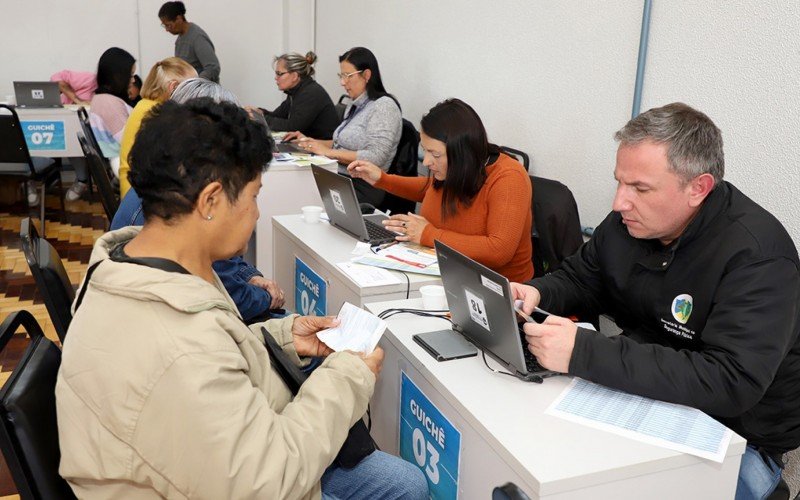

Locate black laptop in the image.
[13,82,62,108]
[435,241,560,383]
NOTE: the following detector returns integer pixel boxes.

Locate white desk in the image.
[15,105,84,158]
[366,298,746,500]
[255,161,337,278]
[271,215,441,315]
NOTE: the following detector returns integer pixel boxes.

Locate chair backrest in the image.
[335,94,350,122]
[77,133,119,222]
[530,176,584,277]
[0,104,36,175]
[0,310,76,499]
[500,145,531,171]
[492,482,532,500]
[377,119,420,215]
[20,218,74,343]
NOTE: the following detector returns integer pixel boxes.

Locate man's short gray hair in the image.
[170,78,240,105]
[614,102,724,184]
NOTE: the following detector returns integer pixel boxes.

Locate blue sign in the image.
[399,371,461,499]
[21,121,66,151]
[294,257,326,316]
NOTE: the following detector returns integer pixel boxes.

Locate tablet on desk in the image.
[413,329,478,361]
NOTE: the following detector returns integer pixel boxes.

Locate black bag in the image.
[261,327,377,468]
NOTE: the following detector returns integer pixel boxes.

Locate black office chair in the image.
[0,310,76,499]
[335,94,350,122]
[492,482,531,500]
[377,119,420,216]
[529,176,583,277]
[77,133,119,224]
[768,478,791,500]
[500,145,531,172]
[0,104,66,234]
[20,217,75,344]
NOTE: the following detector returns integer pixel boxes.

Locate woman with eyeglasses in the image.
[254,51,339,140]
[118,57,197,197]
[285,47,402,206]
[348,98,534,282]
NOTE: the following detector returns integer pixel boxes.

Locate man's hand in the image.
[523,315,577,373]
[291,315,339,357]
[357,347,384,378]
[510,282,541,314]
[248,276,285,309]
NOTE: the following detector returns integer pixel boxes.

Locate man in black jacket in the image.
[513,103,799,500]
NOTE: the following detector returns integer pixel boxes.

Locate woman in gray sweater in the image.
[286,47,402,206]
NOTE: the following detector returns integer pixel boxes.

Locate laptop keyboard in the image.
[519,328,546,372]
[365,219,397,244]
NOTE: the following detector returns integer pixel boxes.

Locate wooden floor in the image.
[0,185,107,498]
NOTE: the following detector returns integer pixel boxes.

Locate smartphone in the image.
[513,301,551,323]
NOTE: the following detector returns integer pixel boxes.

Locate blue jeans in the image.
[735,445,783,500]
[321,450,428,500]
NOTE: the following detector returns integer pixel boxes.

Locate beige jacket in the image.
[56,227,375,499]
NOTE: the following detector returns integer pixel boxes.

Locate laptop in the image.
[435,241,559,383]
[311,164,398,245]
[13,82,63,108]
[275,141,302,154]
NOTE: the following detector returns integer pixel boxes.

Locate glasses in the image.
[161,21,176,29]
[274,70,290,77]
[337,70,364,81]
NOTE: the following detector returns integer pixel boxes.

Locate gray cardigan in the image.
[332,93,401,171]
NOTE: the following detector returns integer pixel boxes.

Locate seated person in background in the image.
[285,47,401,207]
[50,69,97,106]
[512,103,800,500]
[127,74,143,107]
[57,98,426,498]
[113,77,286,321]
[349,98,534,282]
[159,1,220,83]
[254,51,340,139]
[119,57,197,197]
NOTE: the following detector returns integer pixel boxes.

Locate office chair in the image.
[0,310,76,499]
[529,175,583,277]
[0,104,66,234]
[492,482,531,500]
[20,217,75,344]
[500,145,531,172]
[335,94,350,122]
[77,133,119,224]
[377,119,420,216]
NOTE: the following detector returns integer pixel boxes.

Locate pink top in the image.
[50,70,97,104]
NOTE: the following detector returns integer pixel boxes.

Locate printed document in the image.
[316,302,387,354]
[546,378,733,462]
[337,262,402,287]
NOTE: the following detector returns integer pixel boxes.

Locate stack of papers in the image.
[546,378,733,462]
[354,243,441,276]
[336,262,402,287]
[316,302,387,354]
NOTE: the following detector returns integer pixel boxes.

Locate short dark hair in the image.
[129,98,273,222]
[158,1,186,20]
[96,47,136,101]
[421,99,499,218]
[338,47,400,110]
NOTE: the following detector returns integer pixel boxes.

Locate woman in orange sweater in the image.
[348,98,533,282]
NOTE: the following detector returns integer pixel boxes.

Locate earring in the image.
[206,215,213,221]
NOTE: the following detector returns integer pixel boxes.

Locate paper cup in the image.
[420,285,448,310]
[301,205,323,223]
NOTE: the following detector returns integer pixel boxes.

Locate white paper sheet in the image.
[337,262,402,287]
[546,378,733,462]
[316,302,387,354]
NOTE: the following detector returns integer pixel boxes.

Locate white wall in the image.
[307,0,800,245]
[0,0,286,109]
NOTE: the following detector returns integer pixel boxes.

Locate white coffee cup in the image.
[420,285,448,310]
[301,205,323,224]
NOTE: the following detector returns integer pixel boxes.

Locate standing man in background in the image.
[158,1,220,83]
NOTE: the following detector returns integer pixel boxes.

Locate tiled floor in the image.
[0,183,107,498]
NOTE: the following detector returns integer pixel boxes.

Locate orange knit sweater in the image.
[375,153,533,282]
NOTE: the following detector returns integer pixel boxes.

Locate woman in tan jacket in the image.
[56,98,427,499]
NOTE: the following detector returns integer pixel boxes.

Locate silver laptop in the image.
[435,241,559,383]
[13,82,63,108]
[311,164,397,245]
